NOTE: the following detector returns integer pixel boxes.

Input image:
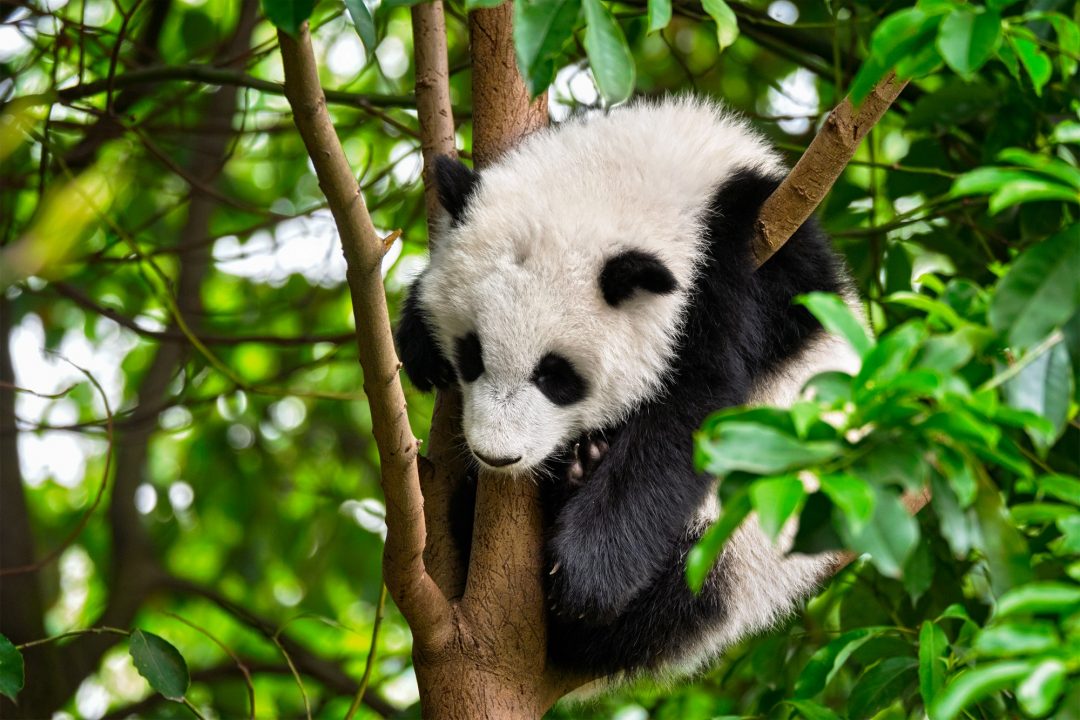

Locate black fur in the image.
[434,156,480,224]
[599,249,679,306]
[454,332,485,383]
[543,167,846,673]
[396,277,455,391]
[409,166,847,675]
[532,353,588,406]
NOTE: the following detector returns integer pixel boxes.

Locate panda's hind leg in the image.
[567,434,610,486]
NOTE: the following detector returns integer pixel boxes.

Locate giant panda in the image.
[396,96,861,680]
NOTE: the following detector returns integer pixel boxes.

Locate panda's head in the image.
[396,100,782,472]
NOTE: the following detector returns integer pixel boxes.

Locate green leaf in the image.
[856,321,924,393]
[930,660,1033,720]
[903,539,934,601]
[0,634,24,703]
[1004,341,1072,449]
[849,656,918,720]
[840,486,919,578]
[1030,474,1080,506]
[1051,120,1080,145]
[973,478,1033,594]
[701,0,738,50]
[994,581,1080,617]
[514,0,580,96]
[1046,13,1079,79]
[988,179,1080,214]
[686,491,751,592]
[819,472,875,534]
[796,292,873,357]
[849,8,942,104]
[581,0,635,104]
[936,8,1001,75]
[750,476,806,541]
[1008,31,1053,96]
[794,626,893,698]
[646,0,671,33]
[129,629,190,702]
[785,700,841,720]
[261,0,316,37]
[997,148,1080,190]
[973,620,1059,657]
[464,0,506,9]
[990,225,1080,349]
[344,0,376,58]
[1016,658,1067,717]
[696,422,840,477]
[919,621,949,707]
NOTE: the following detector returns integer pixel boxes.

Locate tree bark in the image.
[753,72,908,267]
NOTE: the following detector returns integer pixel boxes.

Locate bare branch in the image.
[12,64,415,112]
[410,0,471,600]
[276,22,452,648]
[753,73,908,268]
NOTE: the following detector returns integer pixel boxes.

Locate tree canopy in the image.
[1,0,1078,718]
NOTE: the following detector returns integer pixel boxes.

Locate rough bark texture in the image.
[410,0,470,601]
[469,2,549,168]
[753,72,908,268]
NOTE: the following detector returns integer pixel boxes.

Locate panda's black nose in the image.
[474,451,522,468]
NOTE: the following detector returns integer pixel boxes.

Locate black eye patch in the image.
[455,332,484,382]
[532,353,587,406]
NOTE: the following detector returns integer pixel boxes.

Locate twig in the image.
[0,353,114,577]
[343,583,388,720]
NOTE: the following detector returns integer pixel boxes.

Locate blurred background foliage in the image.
[0,0,1077,718]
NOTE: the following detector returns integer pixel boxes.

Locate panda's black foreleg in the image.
[545,409,709,625]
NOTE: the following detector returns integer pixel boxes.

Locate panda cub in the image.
[397,97,860,679]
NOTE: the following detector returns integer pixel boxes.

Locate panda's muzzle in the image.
[473,451,522,469]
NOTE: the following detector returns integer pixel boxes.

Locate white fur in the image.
[421,97,785,470]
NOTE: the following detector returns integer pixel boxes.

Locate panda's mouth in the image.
[472,450,524,470]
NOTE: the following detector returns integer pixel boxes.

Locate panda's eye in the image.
[532,353,587,406]
[455,332,484,382]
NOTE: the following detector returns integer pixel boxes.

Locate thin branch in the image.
[13,63,416,111]
[343,583,388,720]
[753,72,909,267]
[410,0,470,600]
[276,22,452,648]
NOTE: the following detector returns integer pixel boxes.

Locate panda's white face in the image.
[417,98,784,472]
[420,235,683,470]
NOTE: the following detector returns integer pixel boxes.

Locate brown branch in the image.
[410,0,470,600]
[52,282,356,347]
[469,3,549,168]
[12,64,416,112]
[276,24,452,649]
[753,72,908,268]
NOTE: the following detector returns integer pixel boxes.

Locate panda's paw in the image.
[565,434,609,487]
[546,541,633,625]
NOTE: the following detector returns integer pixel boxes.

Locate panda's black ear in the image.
[434,155,480,225]
[396,278,456,391]
[599,250,678,307]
